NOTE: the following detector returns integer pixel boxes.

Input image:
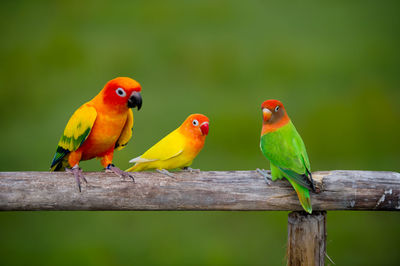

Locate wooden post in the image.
[287,211,327,266]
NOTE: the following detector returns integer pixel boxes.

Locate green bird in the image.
[258,99,315,213]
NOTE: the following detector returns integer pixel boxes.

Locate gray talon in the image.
[66,166,87,192]
[256,168,272,185]
[156,169,175,178]
[106,164,135,182]
[183,167,200,173]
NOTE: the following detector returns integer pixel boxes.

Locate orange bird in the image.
[126,114,209,175]
[50,77,142,191]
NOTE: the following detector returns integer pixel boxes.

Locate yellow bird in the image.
[126,114,209,175]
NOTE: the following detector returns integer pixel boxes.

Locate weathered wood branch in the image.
[0,170,399,211]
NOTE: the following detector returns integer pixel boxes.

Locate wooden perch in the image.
[0,170,399,211]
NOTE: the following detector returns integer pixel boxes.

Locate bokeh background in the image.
[1,0,400,265]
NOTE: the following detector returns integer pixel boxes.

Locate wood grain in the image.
[287,211,327,266]
[0,170,399,211]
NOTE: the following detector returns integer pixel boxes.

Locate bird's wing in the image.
[50,104,97,169]
[261,122,314,190]
[115,109,134,151]
[131,129,185,163]
[129,156,157,163]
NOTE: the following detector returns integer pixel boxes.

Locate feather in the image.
[50,104,97,170]
[115,109,134,151]
[129,156,157,163]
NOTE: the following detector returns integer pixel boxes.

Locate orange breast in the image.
[79,111,128,160]
[184,134,205,159]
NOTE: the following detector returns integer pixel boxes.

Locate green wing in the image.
[50,104,97,170]
[260,121,314,191]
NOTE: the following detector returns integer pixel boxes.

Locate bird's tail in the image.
[126,163,146,172]
[287,178,312,214]
[50,146,70,171]
[50,158,70,171]
[125,164,138,172]
[126,156,154,172]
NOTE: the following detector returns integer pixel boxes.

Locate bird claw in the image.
[156,169,175,178]
[182,167,200,173]
[106,164,135,182]
[256,168,272,185]
[66,166,87,192]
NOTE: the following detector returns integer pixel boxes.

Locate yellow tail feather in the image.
[126,164,138,172]
[287,178,312,213]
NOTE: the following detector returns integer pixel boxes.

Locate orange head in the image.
[260,99,290,134]
[179,114,210,138]
[100,77,142,111]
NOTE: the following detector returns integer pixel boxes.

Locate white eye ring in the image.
[192,119,199,126]
[116,88,126,97]
[275,106,280,112]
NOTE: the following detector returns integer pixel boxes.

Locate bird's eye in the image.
[275,106,280,112]
[115,88,126,97]
[192,119,199,126]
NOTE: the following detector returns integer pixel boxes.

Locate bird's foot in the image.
[256,168,272,185]
[156,169,175,178]
[66,166,87,192]
[182,167,200,173]
[106,164,135,182]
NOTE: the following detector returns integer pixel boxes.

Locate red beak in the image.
[200,122,209,136]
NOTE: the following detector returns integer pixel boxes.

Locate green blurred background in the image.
[1,0,399,265]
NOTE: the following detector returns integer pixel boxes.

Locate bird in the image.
[50,77,143,191]
[126,114,209,176]
[258,99,315,213]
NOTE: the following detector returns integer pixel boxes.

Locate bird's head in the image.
[260,99,290,135]
[181,114,210,137]
[261,99,288,124]
[101,77,142,111]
